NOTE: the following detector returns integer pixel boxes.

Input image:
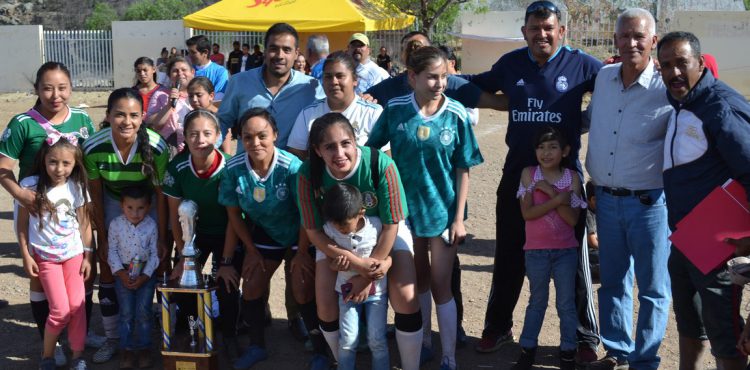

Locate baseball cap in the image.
[349,33,370,46]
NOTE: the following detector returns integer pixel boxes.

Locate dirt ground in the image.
[0,91,742,369]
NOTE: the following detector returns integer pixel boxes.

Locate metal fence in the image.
[43,30,114,90]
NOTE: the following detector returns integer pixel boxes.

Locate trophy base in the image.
[161,351,218,370]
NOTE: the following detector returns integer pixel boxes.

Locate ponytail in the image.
[137,124,157,186]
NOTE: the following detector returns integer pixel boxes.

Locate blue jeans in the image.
[520,248,578,351]
[595,187,671,369]
[114,276,157,350]
[338,294,389,370]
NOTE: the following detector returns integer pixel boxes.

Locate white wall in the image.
[673,11,750,97]
[0,25,43,92]
[111,20,191,88]
[457,11,526,74]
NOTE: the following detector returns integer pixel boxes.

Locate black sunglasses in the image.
[525,1,561,17]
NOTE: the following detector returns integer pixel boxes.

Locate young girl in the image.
[107,186,159,369]
[0,62,98,366]
[83,88,169,364]
[513,126,585,370]
[287,51,385,160]
[133,57,163,117]
[297,113,422,370]
[367,46,484,370]
[322,183,389,370]
[17,138,93,370]
[146,56,194,156]
[187,77,217,114]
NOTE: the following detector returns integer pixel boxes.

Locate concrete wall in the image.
[0,25,43,92]
[111,20,191,88]
[673,11,750,97]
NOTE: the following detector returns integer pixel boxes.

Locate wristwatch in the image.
[220,256,233,266]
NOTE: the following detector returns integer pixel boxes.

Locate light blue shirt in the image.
[217,67,325,151]
[194,61,228,97]
[585,59,673,190]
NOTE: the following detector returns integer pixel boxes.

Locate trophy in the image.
[188,315,198,349]
[178,200,203,287]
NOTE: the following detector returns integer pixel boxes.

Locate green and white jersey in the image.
[367,93,484,237]
[82,127,169,199]
[218,148,301,247]
[0,107,95,180]
[297,146,408,230]
[163,150,231,236]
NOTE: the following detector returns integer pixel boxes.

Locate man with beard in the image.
[347,33,390,95]
[217,23,324,153]
[659,31,750,370]
[460,1,602,365]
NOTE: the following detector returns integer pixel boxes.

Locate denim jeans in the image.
[595,187,671,370]
[520,248,578,351]
[338,293,389,370]
[114,275,157,350]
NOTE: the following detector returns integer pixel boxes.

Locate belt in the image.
[600,186,651,197]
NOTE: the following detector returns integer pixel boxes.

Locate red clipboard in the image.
[669,179,750,274]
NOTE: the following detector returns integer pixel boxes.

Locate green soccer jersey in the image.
[0,107,95,180]
[82,127,169,199]
[218,148,301,247]
[297,145,408,230]
[367,93,484,237]
[163,149,231,236]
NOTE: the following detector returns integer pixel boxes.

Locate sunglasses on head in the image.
[525,1,561,17]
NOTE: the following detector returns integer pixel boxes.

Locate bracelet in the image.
[221,256,233,265]
[83,247,94,253]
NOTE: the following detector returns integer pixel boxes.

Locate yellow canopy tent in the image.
[183,0,414,32]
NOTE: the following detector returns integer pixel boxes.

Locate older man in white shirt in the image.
[585,8,673,370]
[347,33,390,95]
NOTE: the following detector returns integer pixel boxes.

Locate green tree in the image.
[84,2,118,30]
[123,0,205,21]
[383,0,486,43]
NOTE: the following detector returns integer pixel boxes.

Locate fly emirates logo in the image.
[512,98,562,123]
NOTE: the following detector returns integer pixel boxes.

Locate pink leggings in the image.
[36,254,86,352]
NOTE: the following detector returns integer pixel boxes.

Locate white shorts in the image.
[315,219,413,262]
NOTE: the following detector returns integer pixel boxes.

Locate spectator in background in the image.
[210,43,225,66]
[169,47,178,59]
[156,47,169,72]
[186,35,228,99]
[249,44,264,69]
[294,54,309,74]
[376,46,391,72]
[227,41,243,74]
[307,35,329,80]
[347,33,389,95]
[240,44,251,73]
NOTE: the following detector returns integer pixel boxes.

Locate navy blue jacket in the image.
[365,73,482,109]
[663,70,750,229]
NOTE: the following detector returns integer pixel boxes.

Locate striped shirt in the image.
[82,127,168,199]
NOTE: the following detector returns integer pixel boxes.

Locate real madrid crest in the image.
[362,191,378,209]
[555,75,569,92]
[417,125,431,141]
[253,187,266,203]
[439,128,454,146]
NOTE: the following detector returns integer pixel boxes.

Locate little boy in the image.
[107,186,159,369]
[322,183,390,370]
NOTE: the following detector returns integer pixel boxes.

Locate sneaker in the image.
[85,331,107,349]
[456,326,467,349]
[575,345,598,366]
[587,355,629,370]
[119,350,135,369]
[69,357,88,370]
[137,349,153,368]
[419,346,434,366]
[54,342,68,366]
[233,345,268,369]
[560,349,576,370]
[93,339,118,364]
[511,346,536,370]
[475,330,514,353]
[439,357,458,370]
[308,354,330,370]
[39,357,56,370]
[288,316,309,342]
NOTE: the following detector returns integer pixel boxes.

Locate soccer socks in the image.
[418,290,432,349]
[241,298,266,348]
[299,302,329,357]
[98,283,119,339]
[395,311,423,370]
[436,298,457,368]
[30,290,49,339]
[319,319,340,361]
